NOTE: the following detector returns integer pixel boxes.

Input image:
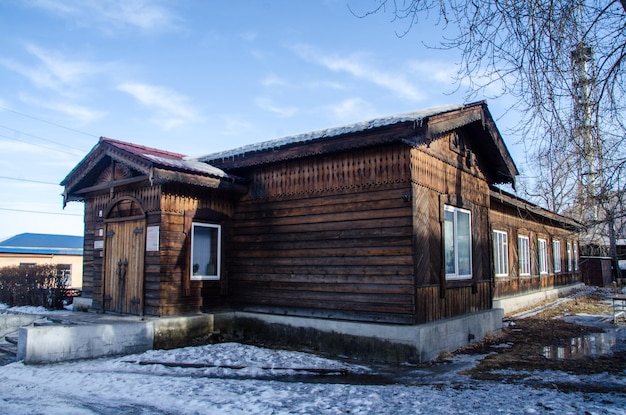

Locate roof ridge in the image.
[100,136,186,160]
[195,103,467,162]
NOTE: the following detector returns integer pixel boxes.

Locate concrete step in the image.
[5,333,18,345]
[0,339,17,355]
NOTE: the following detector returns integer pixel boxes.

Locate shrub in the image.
[0,264,69,309]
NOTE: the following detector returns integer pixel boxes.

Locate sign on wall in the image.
[146,226,160,252]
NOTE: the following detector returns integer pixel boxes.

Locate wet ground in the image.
[456,289,626,393]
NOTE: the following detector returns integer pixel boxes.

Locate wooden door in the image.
[103,219,145,315]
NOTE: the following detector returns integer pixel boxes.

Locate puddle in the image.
[542,329,624,360]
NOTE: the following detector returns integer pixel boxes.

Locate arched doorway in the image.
[103,197,146,315]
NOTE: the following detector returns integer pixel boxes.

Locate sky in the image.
[0,0,523,241]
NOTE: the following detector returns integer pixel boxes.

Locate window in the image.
[191,223,221,280]
[553,240,562,273]
[518,235,531,276]
[19,263,36,268]
[56,264,72,286]
[567,242,573,272]
[538,238,549,274]
[493,230,509,277]
[444,205,472,280]
[574,243,579,271]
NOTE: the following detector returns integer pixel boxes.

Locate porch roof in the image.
[61,137,246,204]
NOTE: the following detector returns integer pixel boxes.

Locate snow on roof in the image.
[0,233,83,255]
[143,154,229,178]
[101,137,231,179]
[196,104,465,162]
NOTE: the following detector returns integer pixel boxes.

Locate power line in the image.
[0,133,84,156]
[0,104,98,139]
[0,207,82,217]
[0,175,60,186]
[0,124,88,153]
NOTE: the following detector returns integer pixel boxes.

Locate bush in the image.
[0,264,69,309]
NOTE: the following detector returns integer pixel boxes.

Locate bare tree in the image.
[354,1,626,278]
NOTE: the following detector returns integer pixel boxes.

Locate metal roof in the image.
[100,137,231,179]
[196,104,465,163]
[0,233,83,255]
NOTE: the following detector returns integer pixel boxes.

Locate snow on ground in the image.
[0,303,78,315]
[0,341,625,414]
[1,301,626,414]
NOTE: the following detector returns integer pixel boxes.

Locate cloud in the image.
[407,59,508,98]
[17,93,106,125]
[117,82,200,129]
[0,44,102,96]
[30,0,181,33]
[306,80,346,91]
[291,43,426,102]
[408,60,458,85]
[261,74,289,88]
[255,97,298,117]
[48,102,107,124]
[326,98,375,122]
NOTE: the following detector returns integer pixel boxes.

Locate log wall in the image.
[156,185,235,315]
[410,132,493,324]
[490,197,581,300]
[228,143,417,324]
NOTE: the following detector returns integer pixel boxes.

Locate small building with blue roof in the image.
[0,233,84,289]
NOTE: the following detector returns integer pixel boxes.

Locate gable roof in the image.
[0,233,83,255]
[61,137,246,204]
[197,101,519,187]
[199,103,465,162]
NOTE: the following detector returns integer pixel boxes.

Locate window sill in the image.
[191,276,220,281]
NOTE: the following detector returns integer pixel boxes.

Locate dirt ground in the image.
[457,288,626,393]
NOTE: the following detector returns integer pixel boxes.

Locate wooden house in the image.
[61,101,582,361]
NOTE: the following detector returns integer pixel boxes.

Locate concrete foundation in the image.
[215,309,504,363]
[0,315,40,338]
[16,314,214,364]
[153,314,214,349]
[71,297,92,312]
[18,322,154,364]
[493,283,585,316]
[14,308,503,364]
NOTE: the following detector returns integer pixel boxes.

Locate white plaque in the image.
[146,225,160,251]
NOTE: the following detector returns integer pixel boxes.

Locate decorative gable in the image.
[61,137,247,206]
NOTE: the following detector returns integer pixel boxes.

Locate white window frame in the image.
[538,238,549,274]
[190,222,221,281]
[444,205,473,280]
[567,241,573,272]
[493,230,509,277]
[553,240,562,273]
[518,235,531,276]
